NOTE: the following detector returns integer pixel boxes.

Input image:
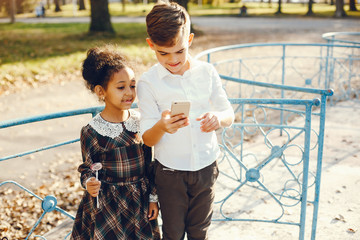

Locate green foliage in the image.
[0,22,148,64]
[0,22,153,94]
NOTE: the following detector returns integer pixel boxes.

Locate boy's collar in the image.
[157,56,193,79]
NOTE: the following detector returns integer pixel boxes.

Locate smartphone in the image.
[171,100,191,117]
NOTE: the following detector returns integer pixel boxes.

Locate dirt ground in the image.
[0,17,359,239]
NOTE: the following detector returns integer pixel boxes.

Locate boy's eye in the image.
[160,53,167,56]
[131,85,136,89]
[118,87,125,90]
[177,50,184,54]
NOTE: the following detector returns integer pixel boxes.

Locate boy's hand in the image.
[86,177,101,197]
[160,110,189,134]
[148,202,159,220]
[196,112,220,132]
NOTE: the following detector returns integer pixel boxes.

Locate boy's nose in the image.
[168,54,176,62]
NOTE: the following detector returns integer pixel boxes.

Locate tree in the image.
[275,0,282,14]
[89,0,114,33]
[54,0,61,12]
[10,0,16,23]
[174,0,189,11]
[78,0,86,10]
[349,0,358,11]
[306,0,314,16]
[334,0,346,17]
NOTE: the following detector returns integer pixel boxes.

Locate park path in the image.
[0,15,359,34]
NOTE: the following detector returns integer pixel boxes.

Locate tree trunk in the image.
[89,0,114,33]
[54,0,62,12]
[174,0,189,11]
[306,0,314,15]
[334,0,346,17]
[78,0,86,10]
[10,0,16,23]
[276,0,282,14]
[349,0,358,11]
[122,0,126,12]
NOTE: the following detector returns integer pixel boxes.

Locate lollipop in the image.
[90,162,102,208]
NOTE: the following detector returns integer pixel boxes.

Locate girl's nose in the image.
[125,86,133,95]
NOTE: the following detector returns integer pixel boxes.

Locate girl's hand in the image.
[160,110,189,134]
[148,202,159,220]
[196,112,220,132]
[86,177,101,197]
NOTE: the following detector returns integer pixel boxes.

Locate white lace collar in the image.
[89,109,140,139]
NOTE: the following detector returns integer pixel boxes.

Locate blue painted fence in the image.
[1,32,359,239]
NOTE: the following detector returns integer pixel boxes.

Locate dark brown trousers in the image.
[154,160,219,240]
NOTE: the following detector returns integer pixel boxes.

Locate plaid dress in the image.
[70,110,160,240]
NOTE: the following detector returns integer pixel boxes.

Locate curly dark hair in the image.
[82,46,129,92]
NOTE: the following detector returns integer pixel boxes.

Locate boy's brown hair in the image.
[146,1,190,47]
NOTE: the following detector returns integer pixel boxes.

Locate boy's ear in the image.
[188,33,194,47]
[146,38,155,50]
[94,85,105,100]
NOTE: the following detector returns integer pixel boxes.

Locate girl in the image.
[70,46,160,240]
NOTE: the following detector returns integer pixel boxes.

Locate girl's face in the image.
[103,67,136,111]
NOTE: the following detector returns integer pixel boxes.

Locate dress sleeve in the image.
[78,126,97,189]
[143,144,157,196]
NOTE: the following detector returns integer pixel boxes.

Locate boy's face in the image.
[147,32,194,76]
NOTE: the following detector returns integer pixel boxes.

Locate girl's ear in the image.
[188,33,194,47]
[146,38,155,50]
[94,85,105,101]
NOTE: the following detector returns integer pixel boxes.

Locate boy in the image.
[137,2,234,239]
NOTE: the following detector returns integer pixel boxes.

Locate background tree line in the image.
[0,0,358,30]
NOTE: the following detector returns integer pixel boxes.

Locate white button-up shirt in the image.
[137,58,234,171]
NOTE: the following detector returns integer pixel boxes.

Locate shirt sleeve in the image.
[209,64,235,124]
[137,78,161,137]
[78,126,96,189]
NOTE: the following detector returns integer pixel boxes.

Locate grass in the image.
[0,2,359,94]
[0,22,154,94]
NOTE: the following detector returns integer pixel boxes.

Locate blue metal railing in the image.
[4,33,359,239]
[322,32,360,46]
[195,42,359,104]
[1,97,324,240]
[193,40,356,239]
[0,106,104,240]
[216,98,320,240]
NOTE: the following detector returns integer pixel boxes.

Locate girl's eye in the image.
[131,86,136,89]
[177,50,184,54]
[118,87,125,90]
[160,53,167,56]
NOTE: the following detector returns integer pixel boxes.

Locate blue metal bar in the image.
[322,32,360,45]
[0,138,80,162]
[0,106,104,129]
[298,102,313,240]
[194,42,360,60]
[221,75,334,96]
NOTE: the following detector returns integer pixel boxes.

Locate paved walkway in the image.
[1,16,359,34]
